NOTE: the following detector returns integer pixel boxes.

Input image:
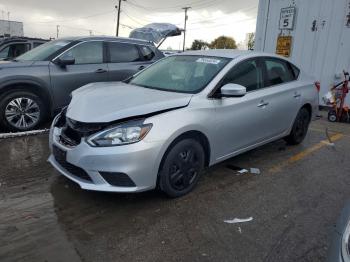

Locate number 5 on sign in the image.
[279,7,296,30]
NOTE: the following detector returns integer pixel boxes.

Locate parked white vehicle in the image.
[48,50,319,197]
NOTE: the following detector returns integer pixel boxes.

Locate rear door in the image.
[106,42,155,81]
[49,41,108,108]
[259,57,301,136]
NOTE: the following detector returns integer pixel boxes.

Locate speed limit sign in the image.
[279,7,296,30]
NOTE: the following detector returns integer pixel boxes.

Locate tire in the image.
[328,110,337,122]
[0,90,47,132]
[284,108,311,145]
[159,138,205,198]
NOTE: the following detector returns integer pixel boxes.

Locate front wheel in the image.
[0,90,46,132]
[159,138,205,198]
[284,108,311,145]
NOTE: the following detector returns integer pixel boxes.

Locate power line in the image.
[35,10,115,24]
[122,10,146,26]
[126,0,224,12]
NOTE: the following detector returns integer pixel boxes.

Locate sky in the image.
[0,0,258,50]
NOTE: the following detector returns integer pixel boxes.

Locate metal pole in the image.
[116,0,126,37]
[182,7,191,52]
[56,25,59,39]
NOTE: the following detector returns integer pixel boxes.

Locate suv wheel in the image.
[159,138,205,198]
[0,91,46,132]
[284,107,311,145]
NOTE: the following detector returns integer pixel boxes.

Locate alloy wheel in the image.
[5,97,40,129]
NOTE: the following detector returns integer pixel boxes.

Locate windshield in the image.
[130,55,230,93]
[16,40,72,61]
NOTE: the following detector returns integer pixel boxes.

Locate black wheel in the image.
[159,138,205,198]
[284,108,311,145]
[328,110,337,122]
[0,90,47,132]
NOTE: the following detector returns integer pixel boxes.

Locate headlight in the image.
[87,121,152,147]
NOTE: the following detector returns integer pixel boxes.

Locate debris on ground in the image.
[250,168,261,175]
[0,129,49,139]
[226,164,243,171]
[237,169,249,175]
[238,227,242,234]
[224,217,253,224]
[323,128,335,147]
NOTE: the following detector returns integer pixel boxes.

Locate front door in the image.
[49,41,108,108]
[213,58,271,159]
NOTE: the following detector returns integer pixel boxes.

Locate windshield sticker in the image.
[196,58,221,64]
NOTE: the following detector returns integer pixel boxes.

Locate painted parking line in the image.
[269,133,344,174]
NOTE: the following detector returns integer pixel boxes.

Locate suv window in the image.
[222,59,263,92]
[140,45,155,61]
[0,46,10,59]
[108,42,141,63]
[33,42,44,48]
[264,58,295,87]
[61,41,103,64]
[0,43,30,59]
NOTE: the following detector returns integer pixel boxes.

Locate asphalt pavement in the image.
[0,116,350,262]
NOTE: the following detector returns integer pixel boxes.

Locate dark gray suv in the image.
[0,36,164,131]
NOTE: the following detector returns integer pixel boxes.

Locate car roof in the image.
[179,49,286,60]
[58,35,154,45]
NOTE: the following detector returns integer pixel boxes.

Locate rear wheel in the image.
[284,108,311,145]
[0,90,47,132]
[159,138,205,198]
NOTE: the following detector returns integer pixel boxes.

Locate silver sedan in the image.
[48,50,319,197]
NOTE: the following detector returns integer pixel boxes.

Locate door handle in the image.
[257,101,269,108]
[138,65,146,71]
[293,92,301,98]
[95,68,107,73]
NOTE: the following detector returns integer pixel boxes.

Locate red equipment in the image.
[325,71,350,122]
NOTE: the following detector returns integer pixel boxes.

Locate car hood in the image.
[0,60,36,69]
[67,82,192,123]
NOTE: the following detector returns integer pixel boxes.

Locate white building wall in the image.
[0,20,24,37]
[255,0,350,105]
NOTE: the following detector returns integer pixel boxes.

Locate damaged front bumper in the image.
[48,113,164,193]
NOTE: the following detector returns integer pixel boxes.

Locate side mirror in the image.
[220,83,247,97]
[55,57,75,67]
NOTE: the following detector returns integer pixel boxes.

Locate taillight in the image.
[315,81,321,92]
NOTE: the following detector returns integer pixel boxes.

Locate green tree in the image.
[247,32,255,50]
[190,39,209,50]
[210,36,237,49]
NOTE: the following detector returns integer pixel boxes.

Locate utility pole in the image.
[56,25,60,39]
[182,7,191,51]
[116,0,126,37]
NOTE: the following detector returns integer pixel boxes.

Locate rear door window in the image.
[108,42,141,63]
[263,58,295,87]
[221,58,263,92]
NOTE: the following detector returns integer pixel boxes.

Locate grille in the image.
[60,126,81,147]
[52,145,92,182]
[99,172,136,187]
